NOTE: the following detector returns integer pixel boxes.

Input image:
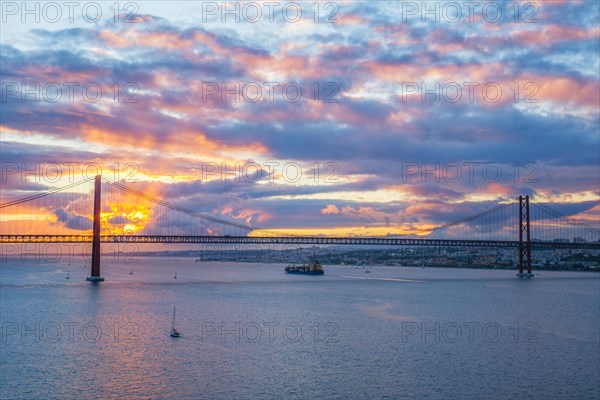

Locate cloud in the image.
[53,208,92,231]
[321,204,340,215]
[109,215,131,225]
[1,1,598,236]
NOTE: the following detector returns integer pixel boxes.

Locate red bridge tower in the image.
[86,175,104,282]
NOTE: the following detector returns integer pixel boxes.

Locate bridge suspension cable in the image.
[428,201,516,241]
[2,178,598,243]
[530,199,600,235]
[0,178,93,209]
[0,177,256,235]
[103,179,255,232]
[430,202,515,232]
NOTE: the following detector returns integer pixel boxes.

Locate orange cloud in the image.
[513,25,600,46]
[340,205,389,221]
[232,209,272,225]
[517,73,599,109]
[250,225,431,237]
[321,204,340,214]
[99,30,194,50]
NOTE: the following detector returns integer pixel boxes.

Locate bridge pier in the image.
[517,195,534,278]
[86,175,104,282]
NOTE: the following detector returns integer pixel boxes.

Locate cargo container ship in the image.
[285,261,324,275]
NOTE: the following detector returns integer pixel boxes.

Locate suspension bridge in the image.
[1,176,598,281]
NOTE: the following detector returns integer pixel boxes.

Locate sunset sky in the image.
[1,1,599,237]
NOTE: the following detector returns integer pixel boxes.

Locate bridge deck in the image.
[0,235,598,250]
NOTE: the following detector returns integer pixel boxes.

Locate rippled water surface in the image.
[1,257,599,399]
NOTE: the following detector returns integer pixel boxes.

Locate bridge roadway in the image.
[1,235,598,250]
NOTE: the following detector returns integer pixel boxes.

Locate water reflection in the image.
[1,257,598,399]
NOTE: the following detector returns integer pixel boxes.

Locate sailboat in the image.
[170,305,180,338]
[66,269,70,279]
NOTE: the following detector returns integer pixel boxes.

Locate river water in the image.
[1,257,598,399]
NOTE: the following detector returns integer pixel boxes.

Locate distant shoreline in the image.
[3,253,597,273]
